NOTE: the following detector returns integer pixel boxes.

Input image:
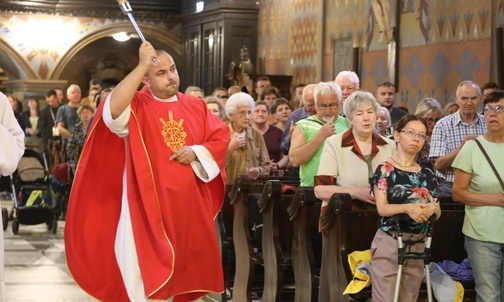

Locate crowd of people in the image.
[2,40,503,301]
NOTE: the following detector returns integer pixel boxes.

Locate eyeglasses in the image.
[400,129,428,141]
[424,118,441,124]
[483,105,504,115]
[317,102,339,110]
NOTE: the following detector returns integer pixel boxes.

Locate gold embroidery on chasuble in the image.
[159,110,187,152]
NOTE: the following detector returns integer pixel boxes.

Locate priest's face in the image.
[143,52,180,99]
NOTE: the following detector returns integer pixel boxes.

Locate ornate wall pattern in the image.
[258,0,498,111]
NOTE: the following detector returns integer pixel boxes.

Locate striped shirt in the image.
[429,111,487,183]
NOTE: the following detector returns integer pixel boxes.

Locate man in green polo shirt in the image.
[289,81,351,186]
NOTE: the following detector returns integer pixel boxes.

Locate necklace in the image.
[390,157,416,168]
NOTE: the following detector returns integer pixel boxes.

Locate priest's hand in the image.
[170,146,196,165]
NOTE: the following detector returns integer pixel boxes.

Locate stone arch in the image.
[50,22,182,80]
[0,37,40,80]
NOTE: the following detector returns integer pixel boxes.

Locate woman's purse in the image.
[474,139,504,190]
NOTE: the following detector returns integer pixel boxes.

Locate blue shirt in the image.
[280,107,309,155]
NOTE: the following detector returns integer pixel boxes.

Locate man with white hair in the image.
[289,81,351,186]
[334,70,360,105]
[56,84,81,140]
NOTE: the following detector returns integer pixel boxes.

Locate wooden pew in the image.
[229,175,299,302]
[287,186,322,302]
[320,194,476,302]
[258,179,299,302]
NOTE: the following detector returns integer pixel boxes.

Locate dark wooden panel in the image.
[0,0,181,19]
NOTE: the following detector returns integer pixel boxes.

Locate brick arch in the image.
[50,22,182,79]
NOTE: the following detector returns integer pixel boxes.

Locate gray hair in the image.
[343,91,379,119]
[204,96,226,121]
[455,80,481,99]
[335,70,360,89]
[313,81,342,105]
[184,85,205,95]
[414,97,443,117]
[225,92,255,118]
[376,106,391,127]
[67,84,81,94]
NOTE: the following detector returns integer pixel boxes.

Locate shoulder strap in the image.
[473,139,504,190]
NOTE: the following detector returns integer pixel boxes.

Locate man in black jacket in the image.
[38,89,60,169]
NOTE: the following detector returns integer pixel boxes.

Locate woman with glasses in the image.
[452,90,504,302]
[315,91,396,206]
[370,114,441,301]
[414,98,443,170]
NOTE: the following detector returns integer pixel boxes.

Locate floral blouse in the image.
[370,161,439,233]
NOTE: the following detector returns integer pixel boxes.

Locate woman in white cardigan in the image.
[314,91,395,208]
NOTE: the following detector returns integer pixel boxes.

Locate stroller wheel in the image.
[8,208,14,221]
[12,219,19,235]
[2,208,7,231]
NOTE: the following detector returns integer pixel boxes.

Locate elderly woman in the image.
[205,96,228,123]
[452,90,504,302]
[66,104,94,176]
[414,98,443,170]
[314,91,396,206]
[225,92,270,184]
[376,106,392,137]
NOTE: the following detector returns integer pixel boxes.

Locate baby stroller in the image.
[9,148,58,234]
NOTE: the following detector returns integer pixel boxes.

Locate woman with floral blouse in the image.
[370,115,441,302]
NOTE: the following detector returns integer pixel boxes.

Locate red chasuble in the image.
[65,88,229,301]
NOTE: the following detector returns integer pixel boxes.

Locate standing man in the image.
[255,76,272,101]
[65,42,229,302]
[335,70,360,106]
[280,84,316,155]
[56,84,81,140]
[38,89,60,170]
[429,80,487,198]
[0,92,25,301]
[375,81,407,125]
[54,88,65,105]
[289,81,351,186]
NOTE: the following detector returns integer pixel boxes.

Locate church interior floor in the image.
[1,198,206,302]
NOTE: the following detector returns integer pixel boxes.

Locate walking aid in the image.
[392,214,437,302]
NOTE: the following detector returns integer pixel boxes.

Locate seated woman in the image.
[414,98,443,170]
[370,115,441,302]
[270,98,292,132]
[225,92,270,184]
[314,91,396,209]
[376,106,392,137]
[252,101,289,176]
[66,104,94,176]
[452,90,504,302]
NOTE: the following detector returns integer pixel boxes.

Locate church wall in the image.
[258,0,501,111]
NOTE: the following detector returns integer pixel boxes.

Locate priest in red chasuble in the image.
[65,41,230,302]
